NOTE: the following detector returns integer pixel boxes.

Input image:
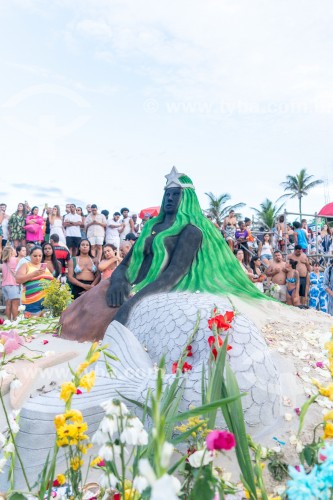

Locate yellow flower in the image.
[79,371,96,392]
[324,411,333,421]
[54,414,66,429]
[90,456,102,468]
[56,437,69,447]
[323,422,333,440]
[70,456,83,471]
[77,352,100,374]
[64,409,83,423]
[55,474,66,486]
[124,489,139,500]
[60,382,77,403]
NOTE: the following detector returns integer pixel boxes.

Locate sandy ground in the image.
[1,300,332,495]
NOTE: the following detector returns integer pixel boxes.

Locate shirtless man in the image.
[223,209,237,251]
[266,250,287,303]
[287,245,311,306]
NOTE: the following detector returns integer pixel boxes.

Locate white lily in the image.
[151,474,181,500]
[160,442,174,468]
[188,448,214,468]
[101,399,129,417]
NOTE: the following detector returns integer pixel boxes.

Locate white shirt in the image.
[85,213,106,238]
[64,213,82,237]
[1,216,9,239]
[106,219,122,242]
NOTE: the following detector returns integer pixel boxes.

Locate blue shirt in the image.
[295,229,308,250]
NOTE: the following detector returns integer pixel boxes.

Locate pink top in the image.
[101,267,115,281]
[25,215,44,242]
[2,257,18,286]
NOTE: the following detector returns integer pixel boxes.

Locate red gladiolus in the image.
[172,362,178,374]
[208,311,234,331]
[208,336,232,359]
[172,361,192,373]
[206,430,236,451]
[76,389,82,395]
[0,318,4,325]
[182,362,192,372]
[97,459,105,467]
[187,345,193,357]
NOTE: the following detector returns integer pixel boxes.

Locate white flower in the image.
[100,399,129,417]
[11,378,22,390]
[99,444,120,461]
[151,474,181,500]
[92,429,108,445]
[261,447,267,459]
[99,415,118,436]
[18,305,26,312]
[0,344,4,354]
[0,433,6,447]
[160,442,174,469]
[139,458,156,485]
[188,448,214,468]
[120,417,148,446]
[133,475,149,493]
[3,442,15,453]
[0,457,7,473]
[99,472,118,489]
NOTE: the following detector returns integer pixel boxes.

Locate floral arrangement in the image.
[1,304,333,500]
[42,279,73,317]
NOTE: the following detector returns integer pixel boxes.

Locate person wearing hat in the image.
[120,207,134,241]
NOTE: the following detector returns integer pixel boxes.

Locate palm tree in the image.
[205,192,245,227]
[279,168,323,218]
[251,199,285,229]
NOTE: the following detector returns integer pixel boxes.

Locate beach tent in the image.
[318,202,333,217]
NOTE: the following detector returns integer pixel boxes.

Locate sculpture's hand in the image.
[106,279,132,307]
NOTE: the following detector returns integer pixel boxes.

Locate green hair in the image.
[127,182,267,301]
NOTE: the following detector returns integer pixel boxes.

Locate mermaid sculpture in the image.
[3,168,280,488]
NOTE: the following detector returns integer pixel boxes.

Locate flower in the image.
[99,444,121,461]
[76,389,82,395]
[133,475,149,493]
[100,399,129,416]
[139,458,156,485]
[3,442,15,453]
[120,417,148,446]
[90,456,105,468]
[187,345,193,357]
[59,382,77,403]
[172,361,192,373]
[323,422,333,440]
[53,474,66,486]
[70,456,83,471]
[206,430,236,451]
[187,448,214,468]
[0,330,21,354]
[160,442,174,469]
[208,311,234,331]
[208,335,232,359]
[150,474,181,500]
[287,464,327,500]
[79,370,96,392]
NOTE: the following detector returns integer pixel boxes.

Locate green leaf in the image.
[297,393,319,437]
[166,394,243,423]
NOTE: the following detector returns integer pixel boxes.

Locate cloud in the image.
[75,19,113,39]
[12,184,63,195]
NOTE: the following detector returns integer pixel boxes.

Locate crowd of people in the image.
[0,200,332,320]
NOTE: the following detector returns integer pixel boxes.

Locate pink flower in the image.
[294,408,301,417]
[295,465,301,472]
[97,459,105,467]
[76,389,82,395]
[206,430,236,451]
[316,361,324,369]
[42,340,49,345]
[0,330,21,354]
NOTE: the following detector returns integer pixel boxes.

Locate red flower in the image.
[206,430,236,451]
[186,447,197,462]
[187,345,193,357]
[182,362,192,373]
[208,311,234,332]
[172,361,193,373]
[97,459,105,467]
[76,389,82,395]
[114,494,121,500]
[53,478,61,487]
[172,362,179,374]
[208,335,232,359]
[0,318,4,325]
[42,340,49,345]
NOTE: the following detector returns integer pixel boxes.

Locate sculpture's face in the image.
[164,187,182,215]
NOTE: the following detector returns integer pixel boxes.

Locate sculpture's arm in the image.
[106,246,134,307]
[114,224,202,325]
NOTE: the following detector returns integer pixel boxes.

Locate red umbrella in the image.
[318,202,333,217]
[139,206,160,219]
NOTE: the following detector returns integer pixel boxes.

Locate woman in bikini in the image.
[285,260,300,307]
[98,244,122,281]
[68,239,101,299]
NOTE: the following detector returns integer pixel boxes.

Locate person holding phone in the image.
[16,245,54,316]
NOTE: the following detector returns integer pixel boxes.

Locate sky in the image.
[1,0,332,220]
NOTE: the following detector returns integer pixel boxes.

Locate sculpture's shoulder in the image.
[180,223,202,243]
